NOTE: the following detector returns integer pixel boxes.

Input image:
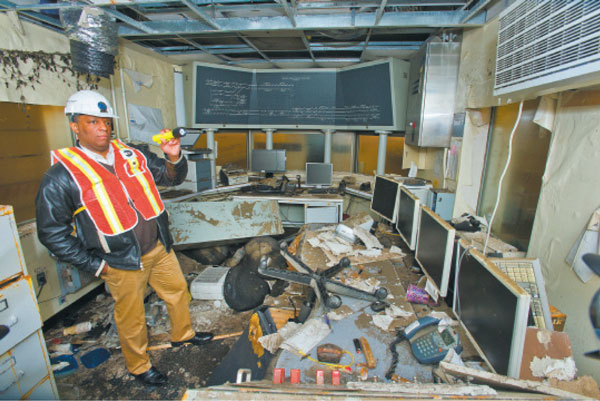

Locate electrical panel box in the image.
[427,189,455,221]
[405,38,461,148]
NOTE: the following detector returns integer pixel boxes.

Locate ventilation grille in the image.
[494,0,600,96]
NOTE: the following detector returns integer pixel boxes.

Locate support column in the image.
[376,131,390,176]
[205,128,217,189]
[323,129,334,163]
[264,129,275,150]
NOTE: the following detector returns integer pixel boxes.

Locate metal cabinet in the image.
[0,206,58,400]
[405,38,461,148]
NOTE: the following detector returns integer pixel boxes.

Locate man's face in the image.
[70,115,113,154]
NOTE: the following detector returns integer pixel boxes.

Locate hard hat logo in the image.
[98,102,108,113]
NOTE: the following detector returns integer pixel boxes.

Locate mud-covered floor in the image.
[43,253,254,400]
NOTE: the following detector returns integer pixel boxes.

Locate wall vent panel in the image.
[494,0,600,97]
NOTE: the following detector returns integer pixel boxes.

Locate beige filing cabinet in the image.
[0,205,58,400]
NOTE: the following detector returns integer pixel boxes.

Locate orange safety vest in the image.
[51,140,165,236]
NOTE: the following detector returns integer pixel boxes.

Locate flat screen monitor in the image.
[453,240,530,378]
[306,162,333,187]
[395,186,420,250]
[415,205,455,297]
[370,175,400,223]
[251,149,286,173]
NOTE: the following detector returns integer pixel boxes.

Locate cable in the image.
[483,100,524,255]
[297,349,355,370]
[37,282,45,299]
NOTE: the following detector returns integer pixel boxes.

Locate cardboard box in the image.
[550,304,567,332]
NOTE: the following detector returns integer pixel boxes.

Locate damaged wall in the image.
[453,18,600,382]
[0,12,177,146]
[527,88,600,382]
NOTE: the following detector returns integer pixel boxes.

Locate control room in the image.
[1,0,600,399]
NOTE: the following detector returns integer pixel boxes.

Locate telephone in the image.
[403,316,461,364]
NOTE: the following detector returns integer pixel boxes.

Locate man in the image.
[35,90,212,386]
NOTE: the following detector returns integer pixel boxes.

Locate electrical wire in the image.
[36,282,45,299]
[483,100,524,255]
[297,349,355,370]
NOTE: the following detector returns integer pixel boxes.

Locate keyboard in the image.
[491,258,553,330]
[308,187,329,194]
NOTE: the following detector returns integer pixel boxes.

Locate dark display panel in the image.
[306,163,333,187]
[251,149,286,173]
[370,176,400,223]
[454,243,528,377]
[396,187,419,250]
[415,207,455,297]
[193,61,394,128]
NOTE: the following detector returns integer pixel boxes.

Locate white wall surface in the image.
[528,88,600,381]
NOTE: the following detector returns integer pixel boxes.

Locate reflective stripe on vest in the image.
[51,141,164,236]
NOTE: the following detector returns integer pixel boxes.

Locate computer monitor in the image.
[395,186,420,250]
[415,205,456,297]
[306,162,333,188]
[453,240,530,378]
[251,149,286,173]
[370,175,401,223]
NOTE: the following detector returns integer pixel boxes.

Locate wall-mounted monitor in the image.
[415,205,456,297]
[306,163,333,188]
[396,186,420,250]
[251,149,286,173]
[453,240,530,378]
[370,176,401,223]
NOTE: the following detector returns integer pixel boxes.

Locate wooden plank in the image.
[439,361,587,399]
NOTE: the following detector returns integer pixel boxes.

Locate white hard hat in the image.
[65,90,118,118]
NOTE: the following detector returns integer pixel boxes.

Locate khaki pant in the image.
[103,241,195,374]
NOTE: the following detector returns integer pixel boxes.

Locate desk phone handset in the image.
[386,316,461,379]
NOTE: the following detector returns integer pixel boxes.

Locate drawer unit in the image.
[0,277,42,356]
[0,207,26,283]
[0,330,57,400]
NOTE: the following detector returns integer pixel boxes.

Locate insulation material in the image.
[124,68,153,92]
[127,103,164,144]
[60,7,117,76]
[530,356,577,381]
[354,226,383,249]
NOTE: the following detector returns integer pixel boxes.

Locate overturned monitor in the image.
[251,149,286,174]
[306,162,333,188]
[453,240,530,378]
[415,206,455,297]
[370,176,401,223]
[396,186,420,251]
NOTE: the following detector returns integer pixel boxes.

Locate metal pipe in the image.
[376,131,389,175]
[109,74,120,140]
[119,67,131,141]
[323,129,333,163]
[345,187,372,200]
[205,128,217,188]
[265,128,275,149]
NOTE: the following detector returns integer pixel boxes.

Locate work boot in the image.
[171,331,214,347]
[133,367,167,386]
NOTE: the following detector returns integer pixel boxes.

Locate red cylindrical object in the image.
[316,369,325,385]
[331,370,340,385]
[273,368,285,384]
[290,368,301,384]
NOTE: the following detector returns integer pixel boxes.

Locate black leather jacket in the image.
[35,143,187,275]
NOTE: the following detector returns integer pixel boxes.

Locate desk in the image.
[233,194,344,227]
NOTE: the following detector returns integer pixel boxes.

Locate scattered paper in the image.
[386,304,413,318]
[359,249,382,257]
[390,245,404,255]
[307,237,321,247]
[372,314,394,331]
[281,318,331,356]
[258,321,302,353]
